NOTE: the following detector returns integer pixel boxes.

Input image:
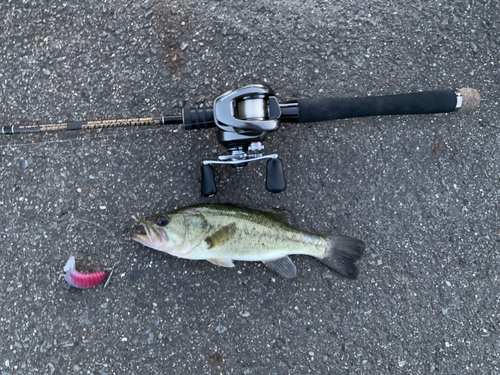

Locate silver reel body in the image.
[201,84,289,197]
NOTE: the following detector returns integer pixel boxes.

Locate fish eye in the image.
[156,216,169,226]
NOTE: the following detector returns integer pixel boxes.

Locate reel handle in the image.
[200,165,217,197]
[266,158,286,193]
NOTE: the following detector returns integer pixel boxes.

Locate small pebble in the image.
[47,363,55,373]
[39,341,52,353]
[180,42,188,51]
[215,326,227,333]
[239,311,250,317]
[442,308,448,316]
[308,351,314,356]
[6,286,14,293]
[79,315,92,326]
[445,281,451,286]
[21,160,29,169]
[399,361,406,367]
[130,269,141,282]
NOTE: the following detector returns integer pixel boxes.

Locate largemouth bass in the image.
[131,204,364,279]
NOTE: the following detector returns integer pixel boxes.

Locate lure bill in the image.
[64,256,107,289]
[131,203,365,279]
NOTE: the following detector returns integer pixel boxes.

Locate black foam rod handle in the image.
[266,159,286,193]
[297,90,458,123]
[201,165,217,197]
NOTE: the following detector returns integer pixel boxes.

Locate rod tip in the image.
[457,88,480,114]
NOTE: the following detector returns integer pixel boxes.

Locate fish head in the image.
[131,213,182,254]
[131,209,209,256]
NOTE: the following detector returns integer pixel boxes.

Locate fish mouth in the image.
[131,231,150,245]
[131,220,168,251]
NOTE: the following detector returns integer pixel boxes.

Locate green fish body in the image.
[131,203,364,279]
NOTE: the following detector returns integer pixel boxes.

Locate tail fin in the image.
[318,236,365,279]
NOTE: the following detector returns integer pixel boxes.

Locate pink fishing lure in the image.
[64,256,107,289]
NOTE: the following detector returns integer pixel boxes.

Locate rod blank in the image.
[1,116,183,135]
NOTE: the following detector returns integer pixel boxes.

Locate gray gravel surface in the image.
[1,0,499,374]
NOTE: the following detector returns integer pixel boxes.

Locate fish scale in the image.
[195,207,323,260]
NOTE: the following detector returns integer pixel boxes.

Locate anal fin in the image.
[207,258,235,268]
[263,256,297,278]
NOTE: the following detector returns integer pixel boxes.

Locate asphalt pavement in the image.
[1,0,499,374]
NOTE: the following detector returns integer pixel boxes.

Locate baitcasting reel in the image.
[2,83,480,197]
[183,84,297,197]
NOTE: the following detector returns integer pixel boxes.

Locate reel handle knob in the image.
[201,165,217,197]
[266,158,286,193]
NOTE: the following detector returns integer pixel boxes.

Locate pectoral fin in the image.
[262,256,297,279]
[207,258,235,268]
[205,223,237,249]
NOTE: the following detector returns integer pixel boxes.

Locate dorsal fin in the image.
[262,208,294,226]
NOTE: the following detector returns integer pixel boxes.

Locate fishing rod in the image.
[2,84,480,197]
